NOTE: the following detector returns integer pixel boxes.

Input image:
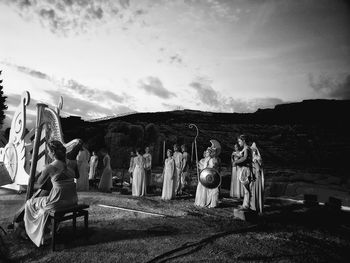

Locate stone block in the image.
[325,196,342,210]
[233,208,258,222]
[303,194,319,207]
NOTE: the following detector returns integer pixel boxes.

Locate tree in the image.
[144,123,159,145]
[129,125,144,147]
[0,70,8,129]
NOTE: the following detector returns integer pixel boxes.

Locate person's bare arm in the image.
[233,148,248,165]
[182,153,188,171]
[36,165,52,186]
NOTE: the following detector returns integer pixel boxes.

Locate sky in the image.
[0,0,349,128]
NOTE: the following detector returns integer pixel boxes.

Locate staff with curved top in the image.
[189,123,199,181]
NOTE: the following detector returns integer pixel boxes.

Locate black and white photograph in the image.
[0,0,350,262]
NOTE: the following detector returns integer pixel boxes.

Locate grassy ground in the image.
[1,187,350,263]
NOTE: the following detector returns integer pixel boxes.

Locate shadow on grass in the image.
[52,221,181,251]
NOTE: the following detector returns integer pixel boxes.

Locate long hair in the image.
[48,140,66,163]
[238,134,247,143]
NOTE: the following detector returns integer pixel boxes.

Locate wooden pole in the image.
[189,124,199,181]
[26,103,47,200]
[191,141,194,163]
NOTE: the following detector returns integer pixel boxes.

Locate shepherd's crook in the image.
[189,124,199,181]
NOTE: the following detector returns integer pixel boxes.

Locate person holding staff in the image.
[161,149,176,200]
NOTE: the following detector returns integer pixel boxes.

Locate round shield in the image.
[199,168,221,189]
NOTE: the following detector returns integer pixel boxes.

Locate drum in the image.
[199,168,221,189]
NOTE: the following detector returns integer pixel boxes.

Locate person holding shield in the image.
[195,140,221,208]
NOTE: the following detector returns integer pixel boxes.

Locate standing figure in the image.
[250,142,264,213]
[179,144,190,195]
[143,146,152,192]
[132,148,147,196]
[172,144,183,195]
[98,149,113,193]
[194,150,210,206]
[88,151,99,189]
[161,149,176,200]
[205,145,221,208]
[230,144,244,199]
[233,135,253,210]
[128,151,136,186]
[76,146,90,191]
[24,140,78,247]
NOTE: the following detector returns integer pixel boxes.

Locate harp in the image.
[0,91,81,198]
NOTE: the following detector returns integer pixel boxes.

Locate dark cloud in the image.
[170,54,183,65]
[65,80,124,103]
[309,73,350,99]
[119,0,130,9]
[189,81,220,108]
[4,62,126,104]
[138,77,176,99]
[190,79,284,112]
[48,90,133,119]
[3,0,140,35]
[4,63,51,80]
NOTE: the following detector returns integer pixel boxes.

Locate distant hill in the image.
[60,99,350,170]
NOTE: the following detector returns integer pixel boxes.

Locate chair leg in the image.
[52,218,57,251]
[84,212,88,233]
[72,212,76,234]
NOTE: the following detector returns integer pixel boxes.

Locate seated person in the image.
[8,140,80,240]
[24,140,78,247]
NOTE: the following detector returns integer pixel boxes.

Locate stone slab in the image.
[233,208,258,221]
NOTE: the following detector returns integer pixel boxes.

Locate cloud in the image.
[47,90,133,119]
[3,62,126,105]
[189,80,220,108]
[64,79,124,103]
[3,0,145,35]
[190,78,284,112]
[224,97,284,113]
[169,54,183,65]
[3,62,51,80]
[138,77,176,99]
[4,93,41,109]
[119,0,130,9]
[309,73,350,99]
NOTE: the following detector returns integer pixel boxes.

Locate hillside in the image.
[61,99,350,169]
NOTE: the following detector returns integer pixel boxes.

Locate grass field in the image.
[1,188,350,263]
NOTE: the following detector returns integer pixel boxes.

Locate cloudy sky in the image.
[1,0,349,127]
